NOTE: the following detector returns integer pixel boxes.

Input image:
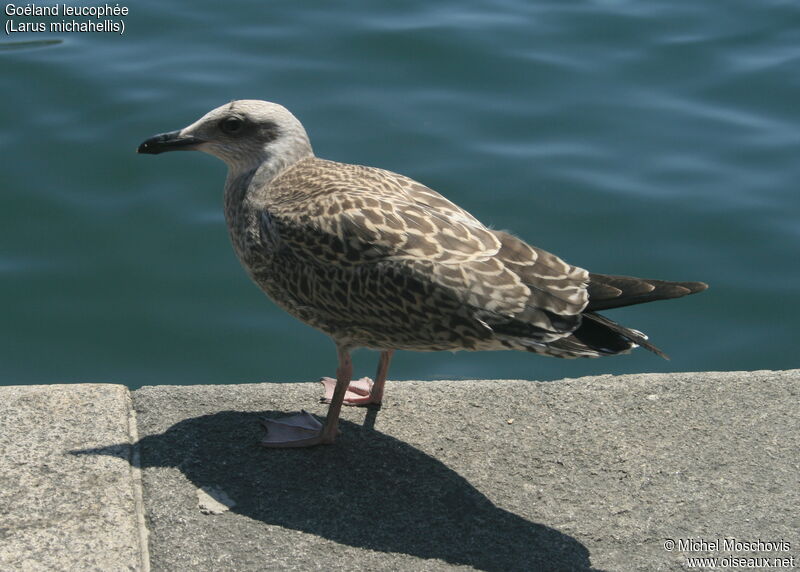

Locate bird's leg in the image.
[261,346,353,447]
[369,349,393,405]
[318,347,353,443]
[320,349,394,406]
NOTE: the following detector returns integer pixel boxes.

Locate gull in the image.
[138,100,707,447]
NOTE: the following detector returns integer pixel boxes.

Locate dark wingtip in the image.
[633,333,670,360]
[674,281,709,297]
[652,346,671,361]
[688,281,709,293]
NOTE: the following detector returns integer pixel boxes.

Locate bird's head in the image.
[137,100,314,172]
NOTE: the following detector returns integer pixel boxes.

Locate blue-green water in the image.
[2,1,799,388]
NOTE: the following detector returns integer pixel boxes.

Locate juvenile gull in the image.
[138,100,707,448]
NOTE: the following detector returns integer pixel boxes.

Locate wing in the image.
[263,158,589,339]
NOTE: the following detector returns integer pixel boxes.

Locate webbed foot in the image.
[320,376,380,406]
[260,411,336,448]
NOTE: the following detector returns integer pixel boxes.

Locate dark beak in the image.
[137,130,204,154]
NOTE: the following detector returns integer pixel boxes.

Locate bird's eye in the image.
[220,116,244,134]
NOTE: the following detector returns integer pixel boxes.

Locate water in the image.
[2,1,798,388]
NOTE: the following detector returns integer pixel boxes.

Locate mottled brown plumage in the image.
[139,100,707,447]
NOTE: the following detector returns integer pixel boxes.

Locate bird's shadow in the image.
[75,410,598,571]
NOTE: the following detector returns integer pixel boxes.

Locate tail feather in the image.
[587,273,708,311]
[504,270,707,359]
[582,312,669,359]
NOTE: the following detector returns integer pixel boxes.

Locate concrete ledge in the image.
[2,371,797,571]
[0,384,147,571]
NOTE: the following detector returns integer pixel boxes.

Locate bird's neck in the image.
[222,141,315,238]
[225,132,314,194]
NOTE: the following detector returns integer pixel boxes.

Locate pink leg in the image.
[369,349,394,405]
[321,349,394,406]
[319,347,353,444]
[261,345,353,447]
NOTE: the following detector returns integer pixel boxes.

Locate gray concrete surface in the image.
[2,371,797,571]
[0,384,147,572]
[132,370,797,571]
